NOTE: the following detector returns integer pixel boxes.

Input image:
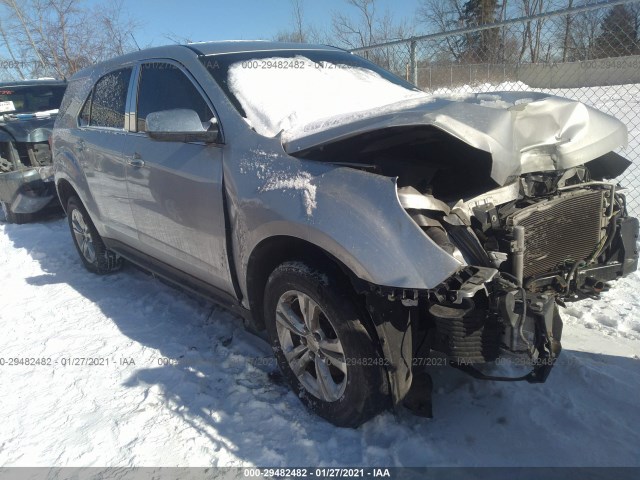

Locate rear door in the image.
[75,67,138,242]
[122,60,234,295]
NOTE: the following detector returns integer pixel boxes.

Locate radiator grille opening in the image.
[510,190,605,278]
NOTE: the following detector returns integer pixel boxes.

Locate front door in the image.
[122,61,234,295]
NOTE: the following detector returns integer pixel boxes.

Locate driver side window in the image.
[136,62,214,133]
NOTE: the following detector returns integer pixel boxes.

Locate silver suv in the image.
[52,42,638,427]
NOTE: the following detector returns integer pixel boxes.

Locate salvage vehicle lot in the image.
[0,215,639,466]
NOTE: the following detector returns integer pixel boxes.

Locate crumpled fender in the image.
[225,139,463,301]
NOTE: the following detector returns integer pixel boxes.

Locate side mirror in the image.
[146,108,219,143]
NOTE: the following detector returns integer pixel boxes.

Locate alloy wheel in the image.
[275,290,347,402]
[71,208,97,264]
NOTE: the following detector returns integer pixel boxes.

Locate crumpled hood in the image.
[283,91,628,185]
[0,114,57,143]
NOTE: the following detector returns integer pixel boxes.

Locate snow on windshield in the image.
[227,56,429,138]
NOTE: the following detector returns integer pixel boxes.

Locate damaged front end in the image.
[359,166,638,415]
[0,117,59,222]
[380,163,636,413]
[0,80,66,223]
[289,92,638,413]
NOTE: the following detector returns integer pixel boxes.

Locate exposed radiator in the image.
[509,189,605,278]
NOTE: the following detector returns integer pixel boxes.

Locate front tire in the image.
[67,196,122,274]
[264,261,390,427]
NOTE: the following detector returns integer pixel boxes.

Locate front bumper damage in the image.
[1,111,59,217]
[429,268,563,383]
[359,207,638,415]
[0,166,57,214]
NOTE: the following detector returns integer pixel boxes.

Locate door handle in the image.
[126,152,145,168]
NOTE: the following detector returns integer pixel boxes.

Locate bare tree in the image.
[330,0,414,77]
[566,5,602,61]
[0,0,139,80]
[275,0,324,44]
[515,0,548,63]
[560,0,574,62]
[164,32,194,45]
[416,0,467,62]
[332,0,378,49]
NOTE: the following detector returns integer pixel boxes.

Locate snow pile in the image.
[432,80,533,96]
[227,56,429,138]
[1,212,640,467]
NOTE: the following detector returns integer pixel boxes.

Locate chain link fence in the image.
[350,0,640,216]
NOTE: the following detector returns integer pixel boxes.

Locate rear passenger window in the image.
[90,68,131,129]
[136,62,213,132]
[78,93,91,127]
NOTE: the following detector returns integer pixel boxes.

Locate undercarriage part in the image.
[427,268,563,381]
[428,297,501,364]
[451,357,555,383]
[498,290,561,356]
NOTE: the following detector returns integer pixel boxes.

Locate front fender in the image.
[226,141,462,303]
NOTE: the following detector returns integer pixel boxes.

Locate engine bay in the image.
[299,126,639,380]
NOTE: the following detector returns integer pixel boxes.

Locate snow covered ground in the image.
[1,83,640,468]
[1,215,639,468]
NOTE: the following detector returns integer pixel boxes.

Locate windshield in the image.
[201,50,428,137]
[0,84,66,114]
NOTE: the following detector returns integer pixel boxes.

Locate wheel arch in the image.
[246,235,364,332]
[55,177,78,213]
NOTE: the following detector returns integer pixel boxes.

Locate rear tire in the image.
[67,196,122,274]
[264,261,390,427]
[1,201,31,224]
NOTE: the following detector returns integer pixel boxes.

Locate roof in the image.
[70,41,346,79]
[185,40,343,56]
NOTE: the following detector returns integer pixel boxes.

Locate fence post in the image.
[410,39,417,87]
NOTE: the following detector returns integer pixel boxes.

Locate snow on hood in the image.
[227,55,429,137]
